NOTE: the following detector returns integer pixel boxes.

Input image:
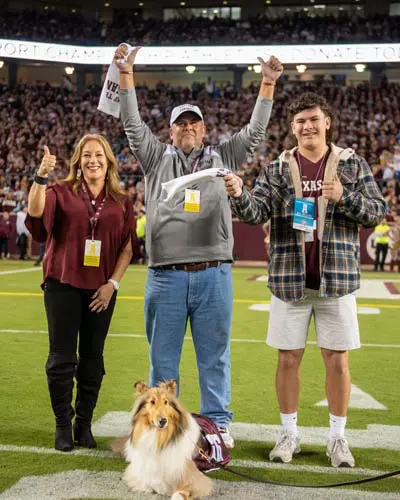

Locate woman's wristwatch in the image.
[108,279,120,290]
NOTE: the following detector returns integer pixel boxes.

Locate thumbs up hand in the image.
[38,146,56,177]
[322,173,343,203]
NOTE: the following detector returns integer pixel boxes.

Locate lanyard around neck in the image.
[81,183,106,240]
[297,148,328,198]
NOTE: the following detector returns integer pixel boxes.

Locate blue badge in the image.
[293,198,315,232]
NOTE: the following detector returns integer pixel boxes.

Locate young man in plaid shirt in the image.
[224,92,386,468]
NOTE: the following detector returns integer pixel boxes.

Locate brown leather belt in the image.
[157,260,230,272]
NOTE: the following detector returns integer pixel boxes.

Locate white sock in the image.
[329,413,347,440]
[280,412,298,436]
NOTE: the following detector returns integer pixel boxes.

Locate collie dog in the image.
[112,380,213,500]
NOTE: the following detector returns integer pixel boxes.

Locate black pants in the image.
[17,233,28,260]
[0,237,9,257]
[374,243,388,271]
[36,242,45,263]
[44,278,116,427]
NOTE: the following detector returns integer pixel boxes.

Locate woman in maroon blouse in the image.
[26,134,134,452]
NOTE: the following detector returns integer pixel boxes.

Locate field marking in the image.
[0,268,41,276]
[0,291,399,309]
[315,384,387,410]
[0,444,396,479]
[385,282,400,295]
[0,444,115,458]
[2,470,398,500]
[93,413,400,451]
[1,329,399,349]
[0,292,43,297]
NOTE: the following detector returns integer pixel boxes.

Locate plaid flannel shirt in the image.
[231,144,387,302]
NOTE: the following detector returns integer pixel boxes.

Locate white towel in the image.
[97,44,133,119]
[161,168,231,201]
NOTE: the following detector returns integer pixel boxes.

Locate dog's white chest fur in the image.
[123,414,200,495]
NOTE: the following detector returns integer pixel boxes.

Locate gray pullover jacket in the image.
[120,87,273,267]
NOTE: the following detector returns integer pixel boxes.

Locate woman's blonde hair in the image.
[63,134,126,204]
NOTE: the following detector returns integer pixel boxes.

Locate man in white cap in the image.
[114,44,283,448]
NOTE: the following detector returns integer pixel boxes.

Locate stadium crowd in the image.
[1,79,400,215]
[1,11,400,45]
[0,77,399,263]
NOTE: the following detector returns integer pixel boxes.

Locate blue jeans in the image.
[145,263,233,426]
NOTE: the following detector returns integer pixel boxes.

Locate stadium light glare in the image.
[104,2,110,6]
[185,65,196,74]
[296,64,307,73]
[139,2,144,5]
[265,0,271,4]
[180,2,186,6]
[253,65,262,73]
[355,64,366,73]
[0,61,4,69]
[65,66,75,75]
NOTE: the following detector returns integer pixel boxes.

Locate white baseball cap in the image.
[169,104,204,126]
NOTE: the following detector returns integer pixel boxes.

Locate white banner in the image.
[1,39,400,65]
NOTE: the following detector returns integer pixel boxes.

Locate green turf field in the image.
[0,260,399,498]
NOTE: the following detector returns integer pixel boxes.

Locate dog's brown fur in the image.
[111,380,212,499]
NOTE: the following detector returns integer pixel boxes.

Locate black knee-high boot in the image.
[74,356,105,448]
[46,353,77,452]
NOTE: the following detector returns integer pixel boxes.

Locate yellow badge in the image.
[84,239,101,267]
[184,189,200,213]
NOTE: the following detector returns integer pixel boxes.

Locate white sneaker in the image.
[269,431,301,463]
[217,426,234,449]
[327,437,355,468]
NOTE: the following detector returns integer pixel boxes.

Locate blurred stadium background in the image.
[0,1,399,498]
[1,0,400,264]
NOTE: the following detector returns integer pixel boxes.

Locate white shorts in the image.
[267,289,361,351]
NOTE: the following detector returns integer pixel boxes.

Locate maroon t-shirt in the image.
[25,181,135,290]
[296,150,329,290]
[0,217,11,238]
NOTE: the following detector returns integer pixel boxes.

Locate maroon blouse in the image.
[25,181,135,290]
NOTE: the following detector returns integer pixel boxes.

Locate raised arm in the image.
[28,146,56,218]
[114,45,166,174]
[217,56,284,171]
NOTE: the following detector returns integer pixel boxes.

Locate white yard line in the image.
[2,470,398,500]
[0,329,399,348]
[92,413,400,451]
[229,459,399,478]
[0,443,396,479]
[0,444,115,458]
[0,268,41,276]
[0,329,398,349]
